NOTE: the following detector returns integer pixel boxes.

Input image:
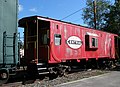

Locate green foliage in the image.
[104,0,120,35]
[82,0,111,29]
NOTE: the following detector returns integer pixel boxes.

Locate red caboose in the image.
[19,16,119,75]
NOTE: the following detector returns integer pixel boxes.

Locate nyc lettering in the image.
[67,40,81,45]
[67,36,82,49]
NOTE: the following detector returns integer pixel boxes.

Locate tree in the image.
[82,0,111,29]
[104,0,120,35]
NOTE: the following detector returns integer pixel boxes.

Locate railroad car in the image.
[19,16,120,76]
[0,0,19,84]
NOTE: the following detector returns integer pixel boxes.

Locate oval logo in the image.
[67,36,82,49]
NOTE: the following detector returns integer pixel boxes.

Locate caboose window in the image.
[92,38,98,47]
[54,34,61,45]
[56,25,59,29]
[42,34,48,45]
[92,38,95,47]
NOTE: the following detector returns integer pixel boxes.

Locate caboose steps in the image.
[38,72,49,75]
[37,63,46,66]
[37,63,49,75]
[37,67,47,70]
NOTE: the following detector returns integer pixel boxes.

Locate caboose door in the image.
[37,20,50,63]
[38,29,49,62]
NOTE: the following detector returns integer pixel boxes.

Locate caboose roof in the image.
[18,15,117,36]
[19,15,89,28]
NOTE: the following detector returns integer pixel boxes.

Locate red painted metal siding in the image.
[48,19,117,63]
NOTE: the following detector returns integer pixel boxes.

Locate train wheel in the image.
[49,73,58,80]
[48,67,58,80]
[65,66,71,74]
[0,70,9,85]
[58,67,66,77]
[108,60,116,69]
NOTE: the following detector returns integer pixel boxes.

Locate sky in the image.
[18,0,114,40]
[18,0,87,39]
[19,0,86,24]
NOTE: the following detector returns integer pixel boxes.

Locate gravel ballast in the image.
[20,70,109,87]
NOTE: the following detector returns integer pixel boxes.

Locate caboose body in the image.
[19,16,120,75]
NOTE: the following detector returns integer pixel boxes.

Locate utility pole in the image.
[93,0,97,29]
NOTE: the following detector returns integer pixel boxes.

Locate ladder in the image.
[3,31,18,67]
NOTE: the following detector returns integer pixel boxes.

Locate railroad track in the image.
[0,66,120,87]
[0,68,112,87]
[1,64,120,87]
